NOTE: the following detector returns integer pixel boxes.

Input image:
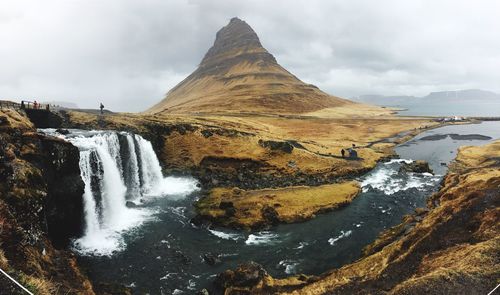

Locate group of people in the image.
[20,100,49,110]
[19,100,106,114]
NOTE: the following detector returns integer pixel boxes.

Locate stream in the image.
[42,121,500,294]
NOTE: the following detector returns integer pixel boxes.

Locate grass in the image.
[196,181,361,228]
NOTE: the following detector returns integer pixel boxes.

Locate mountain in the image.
[356,94,418,106]
[356,89,500,107]
[423,89,500,101]
[147,17,353,115]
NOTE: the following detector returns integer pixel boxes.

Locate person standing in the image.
[100,103,104,115]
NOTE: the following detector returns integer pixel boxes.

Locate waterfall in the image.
[135,134,164,196]
[78,151,100,235]
[43,129,197,255]
[122,134,141,198]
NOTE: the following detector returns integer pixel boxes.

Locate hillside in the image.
[215,140,500,294]
[147,17,358,115]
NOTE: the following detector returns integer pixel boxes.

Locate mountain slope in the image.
[147,17,353,115]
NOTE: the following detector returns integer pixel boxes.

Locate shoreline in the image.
[214,138,500,294]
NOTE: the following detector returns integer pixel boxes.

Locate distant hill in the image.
[423,89,500,102]
[356,89,500,107]
[147,17,355,115]
[355,89,500,117]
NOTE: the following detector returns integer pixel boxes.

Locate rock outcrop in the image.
[194,182,360,229]
[399,160,434,174]
[0,109,93,294]
[147,17,353,115]
[215,140,500,294]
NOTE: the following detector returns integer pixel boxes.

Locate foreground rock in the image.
[0,109,94,294]
[194,182,360,229]
[215,140,500,294]
[399,160,434,174]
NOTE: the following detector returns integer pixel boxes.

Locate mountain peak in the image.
[200,17,276,70]
[147,18,352,115]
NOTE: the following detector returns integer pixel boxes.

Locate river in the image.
[42,121,500,294]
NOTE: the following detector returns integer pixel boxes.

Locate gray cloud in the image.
[1,0,499,111]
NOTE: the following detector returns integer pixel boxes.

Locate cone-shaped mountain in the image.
[147,17,353,114]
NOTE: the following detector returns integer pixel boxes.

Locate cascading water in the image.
[135,134,164,196]
[43,129,198,255]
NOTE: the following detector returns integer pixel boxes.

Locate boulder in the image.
[261,205,280,225]
[202,253,221,266]
[400,160,434,174]
[215,261,267,289]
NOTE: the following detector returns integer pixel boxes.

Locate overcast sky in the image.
[1,0,499,112]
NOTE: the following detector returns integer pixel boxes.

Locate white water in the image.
[135,134,164,196]
[328,230,352,246]
[47,129,198,256]
[124,134,141,198]
[208,229,242,241]
[245,231,280,245]
[361,159,440,195]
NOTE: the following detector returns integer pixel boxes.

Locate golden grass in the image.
[0,109,34,130]
[197,181,360,228]
[21,274,58,295]
[0,249,8,269]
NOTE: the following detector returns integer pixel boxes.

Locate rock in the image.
[415,207,429,216]
[197,289,210,295]
[56,128,70,135]
[215,261,267,289]
[258,139,294,153]
[202,253,221,266]
[201,130,213,138]
[400,160,434,174]
[261,205,280,225]
[24,108,63,128]
[126,201,138,208]
[219,201,234,210]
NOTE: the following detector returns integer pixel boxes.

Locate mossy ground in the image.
[196,182,361,229]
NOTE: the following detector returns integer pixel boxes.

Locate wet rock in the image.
[126,201,138,208]
[202,253,221,266]
[41,137,85,247]
[219,201,234,210]
[215,261,267,289]
[197,289,210,295]
[261,205,280,225]
[56,128,70,135]
[400,160,434,174]
[189,215,207,227]
[25,108,63,128]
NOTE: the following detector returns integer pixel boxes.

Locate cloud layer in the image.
[1,0,499,111]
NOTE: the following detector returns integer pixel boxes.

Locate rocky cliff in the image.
[215,140,500,294]
[147,17,354,115]
[0,109,94,294]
